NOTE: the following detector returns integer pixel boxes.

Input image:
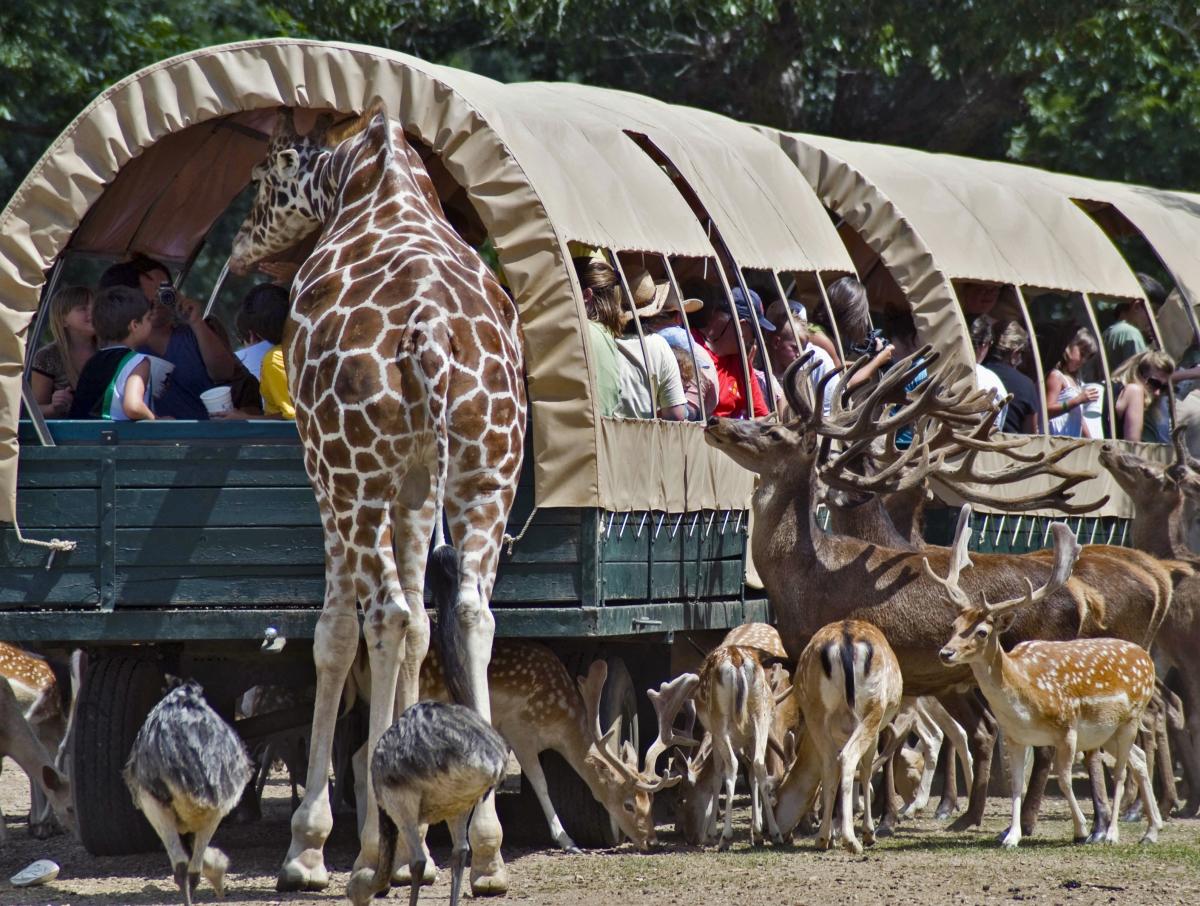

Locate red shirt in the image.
[692,329,770,419]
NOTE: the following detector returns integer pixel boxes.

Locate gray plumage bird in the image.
[123,680,252,905]
[347,545,508,906]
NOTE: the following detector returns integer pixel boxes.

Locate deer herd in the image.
[3,345,1200,897]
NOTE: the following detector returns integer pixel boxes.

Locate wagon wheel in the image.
[538,653,639,848]
[74,654,165,855]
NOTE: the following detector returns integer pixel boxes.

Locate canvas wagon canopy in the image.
[0,38,864,525]
[762,130,1185,518]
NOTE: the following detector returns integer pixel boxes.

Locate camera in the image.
[156,281,177,310]
[849,327,888,358]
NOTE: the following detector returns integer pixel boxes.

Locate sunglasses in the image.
[1146,376,1169,393]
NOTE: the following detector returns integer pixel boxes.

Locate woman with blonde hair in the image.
[1045,326,1099,438]
[1112,349,1175,442]
[30,285,97,417]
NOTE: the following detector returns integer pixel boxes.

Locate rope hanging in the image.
[501,506,539,556]
[10,520,76,569]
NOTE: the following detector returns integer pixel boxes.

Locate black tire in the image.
[540,654,638,848]
[74,655,165,855]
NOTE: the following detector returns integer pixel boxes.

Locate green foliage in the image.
[3,0,1200,208]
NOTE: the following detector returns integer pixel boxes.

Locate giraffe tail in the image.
[430,544,474,710]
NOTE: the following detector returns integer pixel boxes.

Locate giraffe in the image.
[229,104,525,894]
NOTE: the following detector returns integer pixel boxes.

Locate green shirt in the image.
[588,321,620,417]
[1102,319,1147,371]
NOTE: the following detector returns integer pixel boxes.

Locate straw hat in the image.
[622,266,701,323]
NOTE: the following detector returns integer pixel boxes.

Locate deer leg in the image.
[751,722,783,845]
[509,741,579,852]
[903,710,943,818]
[1163,661,1200,816]
[1055,734,1088,843]
[1154,710,1180,817]
[713,734,738,851]
[1105,725,1138,844]
[838,717,880,855]
[946,693,997,831]
[935,741,959,819]
[816,754,838,851]
[1018,745,1053,837]
[1128,744,1164,844]
[1001,743,1028,849]
[1085,749,1111,843]
[874,726,900,837]
[278,519,359,893]
[858,749,878,848]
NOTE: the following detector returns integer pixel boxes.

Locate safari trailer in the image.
[0,39,857,852]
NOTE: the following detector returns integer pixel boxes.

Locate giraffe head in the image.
[230,108,334,275]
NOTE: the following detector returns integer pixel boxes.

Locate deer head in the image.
[932,505,1082,664]
[576,662,677,850]
[230,107,336,274]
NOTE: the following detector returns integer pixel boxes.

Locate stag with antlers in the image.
[704,348,1162,836]
[930,507,1163,847]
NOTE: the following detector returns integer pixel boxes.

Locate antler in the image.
[983,521,1082,616]
[642,673,701,781]
[921,504,975,611]
[577,661,678,793]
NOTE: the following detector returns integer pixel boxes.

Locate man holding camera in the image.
[98,255,239,419]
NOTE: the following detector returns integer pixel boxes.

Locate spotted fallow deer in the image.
[665,645,784,849]
[931,506,1163,848]
[823,402,1183,839]
[704,348,1165,839]
[0,676,74,844]
[0,643,71,840]
[777,620,902,853]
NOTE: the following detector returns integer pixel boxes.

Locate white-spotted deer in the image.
[0,643,73,840]
[0,676,74,844]
[772,620,902,853]
[665,645,784,849]
[706,348,1168,838]
[930,506,1163,847]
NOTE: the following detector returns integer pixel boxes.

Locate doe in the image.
[930,505,1163,848]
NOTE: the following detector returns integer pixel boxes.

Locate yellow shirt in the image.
[260,344,295,419]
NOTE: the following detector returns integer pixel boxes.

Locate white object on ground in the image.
[10,858,60,887]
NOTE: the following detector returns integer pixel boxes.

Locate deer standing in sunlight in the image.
[930,506,1162,848]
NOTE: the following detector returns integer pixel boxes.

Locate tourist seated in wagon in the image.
[982,320,1040,434]
[1043,325,1101,438]
[98,255,239,419]
[968,314,1009,426]
[576,257,686,420]
[214,283,294,421]
[765,297,837,414]
[825,276,893,391]
[691,286,772,419]
[1111,349,1176,443]
[633,275,716,420]
[68,286,164,421]
[28,285,96,419]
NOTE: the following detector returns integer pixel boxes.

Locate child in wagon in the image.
[212,283,294,420]
[68,286,172,421]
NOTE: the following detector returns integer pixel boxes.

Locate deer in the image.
[1099,429,1200,816]
[661,645,785,849]
[0,643,74,840]
[771,619,902,853]
[0,676,75,845]
[929,506,1163,847]
[704,347,1167,841]
[347,640,675,854]
[822,402,1183,839]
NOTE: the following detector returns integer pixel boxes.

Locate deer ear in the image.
[42,765,65,793]
[994,611,1017,635]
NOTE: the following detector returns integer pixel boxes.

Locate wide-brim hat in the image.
[621,266,697,323]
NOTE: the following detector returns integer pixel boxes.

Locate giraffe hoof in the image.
[470,863,509,896]
[276,855,329,892]
[843,836,863,855]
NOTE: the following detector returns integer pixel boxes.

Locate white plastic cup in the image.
[200,385,233,414]
[1082,383,1104,419]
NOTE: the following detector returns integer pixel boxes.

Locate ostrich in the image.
[348,545,509,906]
[123,680,253,905]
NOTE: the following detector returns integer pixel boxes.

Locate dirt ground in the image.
[1,759,1198,906]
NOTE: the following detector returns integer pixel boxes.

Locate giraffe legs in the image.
[278,540,360,892]
[446,498,508,895]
